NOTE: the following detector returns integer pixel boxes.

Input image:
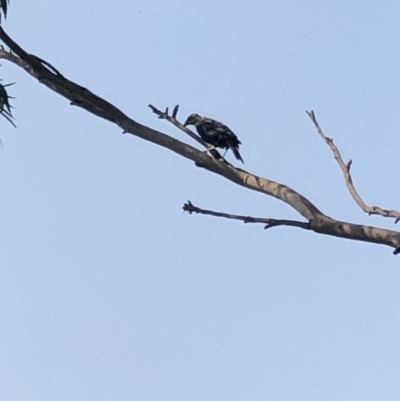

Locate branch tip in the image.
[306,110,315,120]
[172,104,179,119]
[182,201,195,214]
[148,103,225,162]
[307,109,400,222]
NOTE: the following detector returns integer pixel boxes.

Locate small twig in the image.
[148,104,224,162]
[183,201,311,230]
[148,104,205,146]
[307,110,400,222]
[172,104,179,119]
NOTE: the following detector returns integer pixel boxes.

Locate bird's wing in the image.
[202,118,238,139]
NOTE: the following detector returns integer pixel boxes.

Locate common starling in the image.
[184,113,244,163]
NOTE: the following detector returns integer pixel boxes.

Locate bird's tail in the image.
[230,146,244,164]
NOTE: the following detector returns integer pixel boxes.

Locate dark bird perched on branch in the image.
[184,113,244,163]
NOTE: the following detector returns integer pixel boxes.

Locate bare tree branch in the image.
[148,104,224,162]
[183,201,311,230]
[2,26,400,254]
[307,110,400,223]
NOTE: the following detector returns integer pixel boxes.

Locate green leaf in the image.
[0,82,11,111]
[0,80,15,127]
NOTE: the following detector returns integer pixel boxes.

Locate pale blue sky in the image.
[1,1,399,400]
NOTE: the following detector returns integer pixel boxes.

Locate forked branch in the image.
[148,104,224,161]
[307,110,400,222]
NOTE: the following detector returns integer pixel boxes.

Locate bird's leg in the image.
[200,145,216,154]
[222,148,228,158]
[200,146,227,163]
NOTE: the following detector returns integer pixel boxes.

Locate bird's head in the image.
[184,113,202,127]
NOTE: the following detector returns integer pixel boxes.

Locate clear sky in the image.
[1,1,399,400]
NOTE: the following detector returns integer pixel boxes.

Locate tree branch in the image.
[2,27,400,254]
[148,104,225,162]
[307,110,400,222]
[183,201,311,230]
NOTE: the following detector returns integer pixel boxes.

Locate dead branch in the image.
[1,26,400,254]
[307,110,400,223]
[148,104,224,162]
[183,201,311,230]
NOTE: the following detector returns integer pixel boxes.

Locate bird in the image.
[183,113,244,163]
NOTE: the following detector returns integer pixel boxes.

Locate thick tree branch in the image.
[0,30,321,221]
[307,110,400,222]
[2,27,400,253]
